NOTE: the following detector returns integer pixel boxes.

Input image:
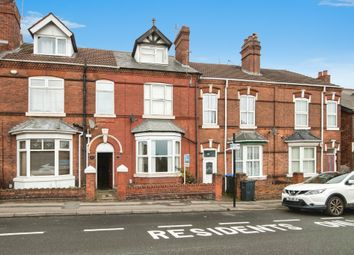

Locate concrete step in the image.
[96,190,117,201]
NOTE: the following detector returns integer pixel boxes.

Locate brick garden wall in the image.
[126,183,215,200]
[0,188,85,200]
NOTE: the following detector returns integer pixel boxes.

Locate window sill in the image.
[202,124,220,129]
[13,175,75,189]
[134,172,181,178]
[26,112,66,117]
[326,127,339,131]
[240,126,257,130]
[294,127,311,130]
[142,115,175,120]
[247,176,267,180]
[94,114,116,118]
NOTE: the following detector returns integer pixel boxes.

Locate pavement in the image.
[0,198,283,218]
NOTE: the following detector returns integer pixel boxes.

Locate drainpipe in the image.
[78,131,83,187]
[82,61,88,176]
[195,76,199,181]
[321,86,326,173]
[224,79,229,191]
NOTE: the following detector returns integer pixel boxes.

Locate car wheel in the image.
[288,207,300,212]
[326,196,344,216]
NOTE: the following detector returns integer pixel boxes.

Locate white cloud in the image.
[319,0,354,7]
[21,11,85,42]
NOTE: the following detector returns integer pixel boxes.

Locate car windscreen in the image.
[304,173,339,184]
[326,173,349,184]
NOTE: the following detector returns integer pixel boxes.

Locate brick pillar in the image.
[292,172,304,183]
[236,173,247,200]
[213,174,223,201]
[84,166,96,201]
[116,164,128,201]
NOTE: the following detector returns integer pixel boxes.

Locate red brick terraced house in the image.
[190,33,342,187]
[0,1,200,196]
[0,0,343,199]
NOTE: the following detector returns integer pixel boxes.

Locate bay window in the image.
[144,83,173,117]
[135,133,181,175]
[240,95,256,128]
[289,146,316,175]
[233,145,263,177]
[295,98,309,129]
[326,100,337,129]
[28,77,64,115]
[203,93,218,127]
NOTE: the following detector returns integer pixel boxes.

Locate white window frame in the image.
[27,76,65,117]
[134,132,181,177]
[288,145,317,177]
[143,83,174,119]
[294,98,310,130]
[14,133,74,189]
[138,45,168,64]
[232,145,264,178]
[240,95,256,129]
[202,93,219,128]
[326,100,338,130]
[36,36,67,56]
[94,80,116,118]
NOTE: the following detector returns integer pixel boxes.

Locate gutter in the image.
[200,76,340,89]
[321,86,327,173]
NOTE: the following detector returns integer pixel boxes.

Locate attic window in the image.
[37,36,67,56]
[139,46,168,64]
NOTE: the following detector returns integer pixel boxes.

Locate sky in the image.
[16,0,354,88]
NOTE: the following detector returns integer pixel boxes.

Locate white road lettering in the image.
[147,223,302,240]
[314,220,354,228]
[167,229,194,239]
[147,230,170,240]
[230,226,258,234]
[0,231,45,237]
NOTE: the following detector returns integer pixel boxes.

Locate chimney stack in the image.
[317,70,331,83]
[240,33,261,75]
[174,25,190,66]
[0,0,22,52]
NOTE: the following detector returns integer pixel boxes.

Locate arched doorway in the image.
[96,143,114,189]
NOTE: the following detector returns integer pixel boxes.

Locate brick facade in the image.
[0,1,346,201]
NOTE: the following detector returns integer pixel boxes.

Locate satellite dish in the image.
[88,119,95,129]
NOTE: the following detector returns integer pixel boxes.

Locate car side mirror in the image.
[347,180,354,185]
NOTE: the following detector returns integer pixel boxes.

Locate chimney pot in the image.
[317,70,331,83]
[240,33,261,75]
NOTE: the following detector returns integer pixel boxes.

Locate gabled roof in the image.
[132,25,172,56]
[284,130,321,143]
[190,62,338,87]
[9,118,78,135]
[28,12,78,52]
[131,119,184,134]
[229,131,268,144]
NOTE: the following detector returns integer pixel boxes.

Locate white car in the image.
[282,171,354,216]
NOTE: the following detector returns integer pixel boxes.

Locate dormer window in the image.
[38,36,67,56]
[132,23,172,65]
[28,13,78,57]
[138,46,168,64]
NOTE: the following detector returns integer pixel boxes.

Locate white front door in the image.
[203,150,216,184]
